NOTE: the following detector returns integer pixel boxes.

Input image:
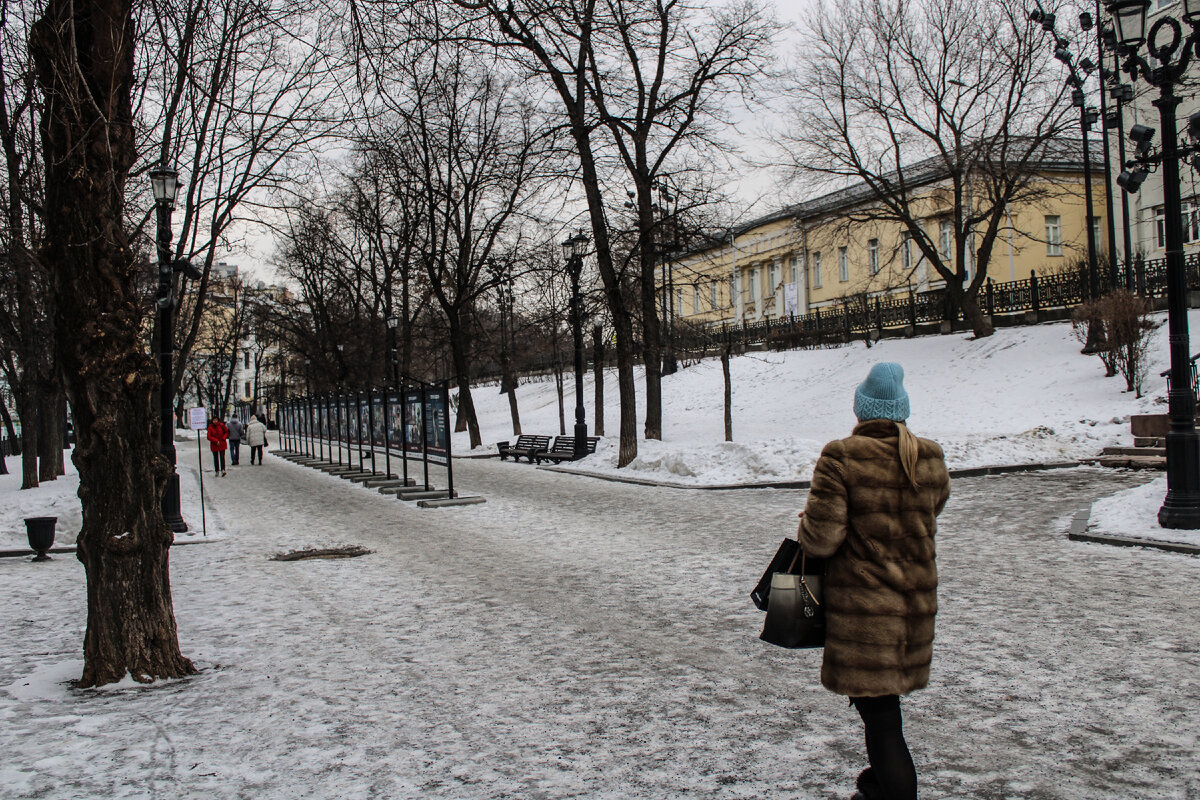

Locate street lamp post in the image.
[562,232,590,460]
[1107,0,1200,528]
[150,165,187,534]
[386,315,401,390]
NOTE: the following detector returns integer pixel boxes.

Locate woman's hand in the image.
[796,510,805,537]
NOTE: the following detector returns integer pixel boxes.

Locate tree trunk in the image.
[641,248,663,440]
[37,385,64,480]
[16,386,38,489]
[32,0,194,687]
[722,345,733,442]
[592,324,604,437]
[553,338,565,436]
[499,329,521,436]
[446,312,481,449]
[957,287,994,338]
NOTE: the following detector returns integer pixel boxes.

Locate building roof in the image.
[723,136,1103,242]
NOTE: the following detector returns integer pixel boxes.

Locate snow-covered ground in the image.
[456,310,1198,548]
[2,312,1195,553]
[462,313,1175,485]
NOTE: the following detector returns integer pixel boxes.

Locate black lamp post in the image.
[562,232,590,460]
[150,165,187,534]
[1107,0,1200,528]
[386,315,401,389]
[1032,6,1103,301]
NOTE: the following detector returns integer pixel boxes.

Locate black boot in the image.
[855,768,884,800]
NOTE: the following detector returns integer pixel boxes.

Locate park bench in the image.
[533,436,600,464]
[497,434,552,462]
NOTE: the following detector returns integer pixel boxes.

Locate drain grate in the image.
[271,545,372,561]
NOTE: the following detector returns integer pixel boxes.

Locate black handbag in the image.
[759,545,826,649]
[751,538,799,610]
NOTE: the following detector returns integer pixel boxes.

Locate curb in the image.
[1067,502,1200,555]
[0,536,214,560]
[541,460,1083,491]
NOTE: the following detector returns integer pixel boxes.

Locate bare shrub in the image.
[1073,290,1157,396]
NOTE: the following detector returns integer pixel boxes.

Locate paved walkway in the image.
[1,456,1196,799]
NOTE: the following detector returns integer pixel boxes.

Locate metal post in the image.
[1154,86,1200,528]
[570,253,588,460]
[155,196,186,533]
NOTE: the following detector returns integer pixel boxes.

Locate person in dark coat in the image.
[227,416,244,466]
[206,417,229,476]
[798,362,950,800]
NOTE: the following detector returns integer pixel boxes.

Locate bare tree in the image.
[135,0,349,406]
[31,0,194,687]
[777,0,1074,338]
[0,0,63,488]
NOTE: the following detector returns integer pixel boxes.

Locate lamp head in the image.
[1079,11,1094,29]
[1129,123,1156,156]
[387,315,399,330]
[149,164,180,208]
[1116,167,1149,193]
[1105,0,1151,50]
[1071,88,1086,107]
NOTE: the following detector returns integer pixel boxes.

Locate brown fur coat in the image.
[799,419,950,697]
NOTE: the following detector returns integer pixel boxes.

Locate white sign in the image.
[188,407,208,431]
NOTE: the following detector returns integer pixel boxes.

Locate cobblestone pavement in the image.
[0,457,1195,800]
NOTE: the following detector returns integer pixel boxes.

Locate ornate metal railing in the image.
[672,253,1200,354]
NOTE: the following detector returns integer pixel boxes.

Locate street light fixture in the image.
[150,164,187,533]
[562,232,591,460]
[1106,0,1200,528]
[386,314,400,390]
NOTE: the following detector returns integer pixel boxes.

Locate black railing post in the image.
[986,278,995,317]
[1030,270,1041,317]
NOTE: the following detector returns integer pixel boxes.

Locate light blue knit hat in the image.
[854,362,910,422]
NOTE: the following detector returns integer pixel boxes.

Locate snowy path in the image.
[1,455,1197,800]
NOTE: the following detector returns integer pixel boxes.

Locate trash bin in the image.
[24,516,57,562]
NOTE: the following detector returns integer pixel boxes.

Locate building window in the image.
[902,235,913,271]
[1165,200,1200,245]
[692,284,700,314]
[675,287,683,317]
[790,256,799,283]
[939,221,953,261]
[711,280,720,309]
[747,267,758,301]
[839,247,849,282]
[244,381,251,397]
[868,239,879,275]
[729,275,736,306]
[243,350,250,369]
[1045,215,1062,256]
[812,252,822,288]
[767,261,778,296]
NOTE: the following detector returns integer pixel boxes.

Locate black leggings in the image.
[851,695,917,800]
[211,450,226,473]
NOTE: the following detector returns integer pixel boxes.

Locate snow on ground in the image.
[1088,475,1200,547]
[460,312,1183,487]
[0,434,222,553]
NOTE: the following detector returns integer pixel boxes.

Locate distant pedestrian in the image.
[796,362,950,800]
[206,417,229,476]
[245,414,268,465]
[227,416,244,466]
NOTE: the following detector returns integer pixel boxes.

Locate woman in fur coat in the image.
[798,362,950,800]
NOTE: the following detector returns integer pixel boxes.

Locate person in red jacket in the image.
[206,417,229,476]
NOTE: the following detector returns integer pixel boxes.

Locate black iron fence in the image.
[674,253,1200,354]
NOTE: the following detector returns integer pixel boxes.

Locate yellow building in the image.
[671,151,1106,326]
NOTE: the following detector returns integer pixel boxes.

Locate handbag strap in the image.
[786,541,805,574]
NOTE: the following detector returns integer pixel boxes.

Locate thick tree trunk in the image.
[958,288,994,338]
[32,0,194,687]
[37,386,64,480]
[592,324,604,437]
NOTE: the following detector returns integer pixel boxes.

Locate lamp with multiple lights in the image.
[1105,0,1200,528]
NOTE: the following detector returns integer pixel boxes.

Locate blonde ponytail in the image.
[896,421,921,492]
